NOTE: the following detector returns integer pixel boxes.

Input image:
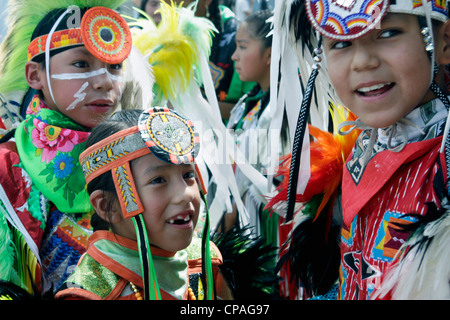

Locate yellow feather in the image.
[131,1,216,104]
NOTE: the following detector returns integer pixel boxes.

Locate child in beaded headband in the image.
[55,108,233,300]
[0,0,132,298]
[272,0,450,300]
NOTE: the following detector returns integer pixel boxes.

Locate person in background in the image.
[225,10,290,254]
[160,0,255,122]
[134,0,162,25]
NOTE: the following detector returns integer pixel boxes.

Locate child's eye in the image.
[183,171,195,180]
[378,29,402,39]
[73,61,89,68]
[150,176,166,185]
[329,40,352,50]
[109,63,123,71]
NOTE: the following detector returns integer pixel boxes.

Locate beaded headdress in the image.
[280,0,449,221]
[79,107,214,300]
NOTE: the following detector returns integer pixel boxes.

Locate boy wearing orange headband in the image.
[55,108,232,300]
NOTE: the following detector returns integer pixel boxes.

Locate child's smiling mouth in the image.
[355,82,395,97]
[166,212,194,229]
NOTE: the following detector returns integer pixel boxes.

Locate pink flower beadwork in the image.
[31,118,89,163]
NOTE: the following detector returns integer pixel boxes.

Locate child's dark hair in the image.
[244,10,273,51]
[85,109,143,231]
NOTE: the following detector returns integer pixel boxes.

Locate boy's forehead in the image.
[135,153,194,175]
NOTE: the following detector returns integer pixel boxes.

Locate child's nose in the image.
[231,49,238,61]
[92,68,114,91]
[351,44,380,72]
[172,179,196,204]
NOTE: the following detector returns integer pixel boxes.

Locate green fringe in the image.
[0,208,17,284]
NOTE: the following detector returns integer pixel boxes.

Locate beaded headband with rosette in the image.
[305,0,448,41]
[388,0,448,23]
[79,107,201,219]
[305,0,389,41]
[27,6,132,64]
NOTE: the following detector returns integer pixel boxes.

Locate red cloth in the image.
[340,137,445,299]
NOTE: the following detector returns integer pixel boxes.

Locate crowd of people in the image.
[0,0,448,302]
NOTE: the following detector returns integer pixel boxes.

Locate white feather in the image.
[120,46,154,110]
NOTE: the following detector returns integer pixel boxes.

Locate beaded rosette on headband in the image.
[27,6,132,64]
[79,107,215,300]
[283,0,449,222]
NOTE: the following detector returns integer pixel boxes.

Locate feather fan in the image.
[212,227,282,300]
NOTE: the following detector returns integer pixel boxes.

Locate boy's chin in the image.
[161,233,195,253]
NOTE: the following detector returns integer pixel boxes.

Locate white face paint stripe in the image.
[51,68,123,82]
[66,81,89,110]
[45,7,74,106]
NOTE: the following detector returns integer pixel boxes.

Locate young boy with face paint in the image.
[0,0,131,297]
[271,0,450,300]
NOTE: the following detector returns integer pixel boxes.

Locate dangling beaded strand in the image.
[130,282,143,300]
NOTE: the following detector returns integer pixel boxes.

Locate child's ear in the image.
[438,20,450,65]
[25,61,45,90]
[90,190,123,224]
[265,47,272,66]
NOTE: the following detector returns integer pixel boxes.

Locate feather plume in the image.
[120,46,154,110]
[266,105,358,298]
[275,197,341,298]
[130,2,216,104]
[212,227,282,299]
[265,104,359,220]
